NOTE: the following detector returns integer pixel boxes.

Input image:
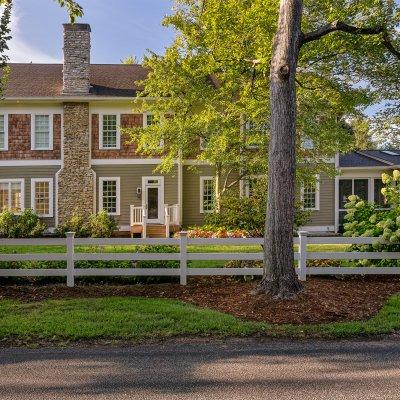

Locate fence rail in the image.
[0,231,400,287]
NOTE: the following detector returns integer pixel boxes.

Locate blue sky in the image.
[8,0,176,63]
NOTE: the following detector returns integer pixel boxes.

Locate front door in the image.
[142,177,164,224]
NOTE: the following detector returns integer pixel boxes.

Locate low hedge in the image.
[0,245,179,284]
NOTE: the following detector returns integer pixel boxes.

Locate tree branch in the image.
[301,21,384,45]
[382,31,400,59]
[301,21,400,60]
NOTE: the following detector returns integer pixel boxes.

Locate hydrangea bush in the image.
[343,170,400,266]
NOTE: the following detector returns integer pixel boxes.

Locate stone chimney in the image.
[57,23,95,225]
[62,23,91,95]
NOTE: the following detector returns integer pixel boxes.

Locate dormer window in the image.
[31,114,53,150]
[100,114,120,149]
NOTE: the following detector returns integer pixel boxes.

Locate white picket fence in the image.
[0,231,399,287]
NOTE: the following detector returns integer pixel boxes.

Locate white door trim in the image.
[142,176,165,224]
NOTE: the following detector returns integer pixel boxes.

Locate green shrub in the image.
[55,211,117,238]
[55,213,90,238]
[0,209,16,237]
[342,170,400,267]
[87,210,118,238]
[0,245,180,284]
[0,209,46,238]
[205,178,310,236]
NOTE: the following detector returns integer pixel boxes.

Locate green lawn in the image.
[0,294,399,344]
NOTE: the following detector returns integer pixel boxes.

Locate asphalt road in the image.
[1,338,400,400]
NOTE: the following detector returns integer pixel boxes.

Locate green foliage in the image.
[121,55,139,64]
[204,179,310,236]
[55,213,89,238]
[0,209,46,238]
[122,0,400,192]
[56,211,117,238]
[87,210,118,238]
[54,0,83,23]
[343,170,400,266]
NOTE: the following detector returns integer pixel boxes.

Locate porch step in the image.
[146,224,168,238]
[131,224,181,238]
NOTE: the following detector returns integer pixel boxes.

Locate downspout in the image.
[334,152,340,233]
[178,149,183,225]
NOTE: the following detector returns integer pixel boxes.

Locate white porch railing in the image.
[130,204,180,238]
[168,204,180,226]
[1,232,400,287]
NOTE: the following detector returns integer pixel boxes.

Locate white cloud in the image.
[6,6,61,63]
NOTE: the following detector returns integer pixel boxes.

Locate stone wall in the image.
[62,23,91,95]
[57,102,95,224]
[0,114,61,159]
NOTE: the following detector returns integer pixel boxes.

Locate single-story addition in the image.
[302,150,399,233]
[0,22,396,237]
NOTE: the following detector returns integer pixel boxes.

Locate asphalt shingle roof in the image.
[2,63,148,98]
[339,150,400,168]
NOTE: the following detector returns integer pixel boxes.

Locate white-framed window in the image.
[31,114,53,150]
[100,114,121,150]
[0,114,8,150]
[301,176,320,211]
[200,176,215,213]
[0,179,24,213]
[99,177,120,215]
[143,112,164,148]
[31,178,53,217]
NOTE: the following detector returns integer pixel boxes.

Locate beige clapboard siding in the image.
[182,165,214,227]
[0,166,60,226]
[308,173,335,226]
[93,165,179,226]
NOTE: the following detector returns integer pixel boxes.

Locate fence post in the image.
[66,231,75,287]
[179,231,188,285]
[298,230,308,281]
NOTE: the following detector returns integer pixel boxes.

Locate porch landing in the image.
[131,224,181,238]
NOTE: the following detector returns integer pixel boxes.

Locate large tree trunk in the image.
[257,0,303,298]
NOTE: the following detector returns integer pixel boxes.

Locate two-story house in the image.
[0,23,398,236]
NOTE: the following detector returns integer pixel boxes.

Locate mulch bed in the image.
[1,276,400,325]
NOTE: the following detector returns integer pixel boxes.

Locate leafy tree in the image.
[261,0,400,298]
[121,55,140,64]
[125,0,362,211]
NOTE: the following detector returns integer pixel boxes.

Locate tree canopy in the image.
[125,0,399,196]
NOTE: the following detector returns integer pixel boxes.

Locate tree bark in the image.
[256,0,303,298]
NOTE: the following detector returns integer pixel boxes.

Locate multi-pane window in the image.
[0,179,24,213]
[302,177,319,210]
[31,179,53,217]
[101,114,119,149]
[100,178,120,215]
[200,177,215,213]
[33,115,51,150]
[144,113,164,148]
[0,114,7,150]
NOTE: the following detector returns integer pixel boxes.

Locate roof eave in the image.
[1,96,158,102]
